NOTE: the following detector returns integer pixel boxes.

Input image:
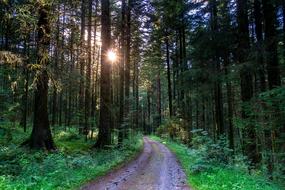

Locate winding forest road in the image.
[81,137,190,190]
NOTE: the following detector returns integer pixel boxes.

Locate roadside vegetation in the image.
[151,134,283,190]
[0,124,143,190]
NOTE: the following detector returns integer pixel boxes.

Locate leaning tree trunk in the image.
[95,0,112,148]
[29,2,55,150]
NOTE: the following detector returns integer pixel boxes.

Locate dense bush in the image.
[189,129,232,173]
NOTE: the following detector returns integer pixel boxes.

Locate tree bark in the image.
[95,0,112,148]
[224,54,234,150]
[118,0,126,145]
[165,37,173,117]
[84,0,92,139]
[262,0,282,177]
[237,0,259,168]
[210,0,224,136]
[91,0,99,133]
[156,70,161,127]
[262,0,281,89]
[124,0,132,129]
[20,39,29,132]
[29,2,55,150]
[254,0,266,92]
[52,4,60,126]
[79,0,86,134]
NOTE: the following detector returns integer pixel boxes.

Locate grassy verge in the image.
[0,125,143,190]
[150,136,283,190]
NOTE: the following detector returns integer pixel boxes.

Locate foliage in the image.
[0,125,143,190]
[150,136,283,190]
[156,117,189,143]
[189,130,232,174]
[0,51,23,66]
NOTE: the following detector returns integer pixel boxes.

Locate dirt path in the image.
[81,137,190,190]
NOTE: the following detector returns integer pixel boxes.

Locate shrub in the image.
[189,129,232,173]
[156,118,189,143]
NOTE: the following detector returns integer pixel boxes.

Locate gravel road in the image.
[81,137,190,190]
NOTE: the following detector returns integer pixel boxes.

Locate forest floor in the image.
[0,124,143,190]
[1,124,283,190]
[81,137,190,190]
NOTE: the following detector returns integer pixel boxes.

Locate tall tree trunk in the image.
[20,39,29,132]
[220,0,234,149]
[68,29,75,127]
[91,0,99,134]
[262,0,281,89]
[156,70,161,127]
[186,92,192,140]
[29,2,55,150]
[118,0,126,145]
[237,0,259,168]
[262,0,282,177]
[95,0,112,148]
[124,0,132,130]
[165,37,173,117]
[22,66,29,132]
[79,0,86,134]
[225,54,234,150]
[58,92,62,126]
[178,30,183,114]
[254,0,266,92]
[52,4,60,127]
[147,89,151,134]
[84,0,92,139]
[134,61,139,129]
[211,0,224,136]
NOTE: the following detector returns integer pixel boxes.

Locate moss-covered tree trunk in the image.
[29,2,55,150]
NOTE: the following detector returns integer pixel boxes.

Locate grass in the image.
[150,136,283,190]
[0,124,143,190]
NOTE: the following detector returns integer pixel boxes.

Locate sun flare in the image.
[107,50,117,62]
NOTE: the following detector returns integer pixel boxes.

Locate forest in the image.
[0,0,285,189]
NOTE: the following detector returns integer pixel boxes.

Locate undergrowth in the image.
[150,135,283,190]
[0,124,143,190]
